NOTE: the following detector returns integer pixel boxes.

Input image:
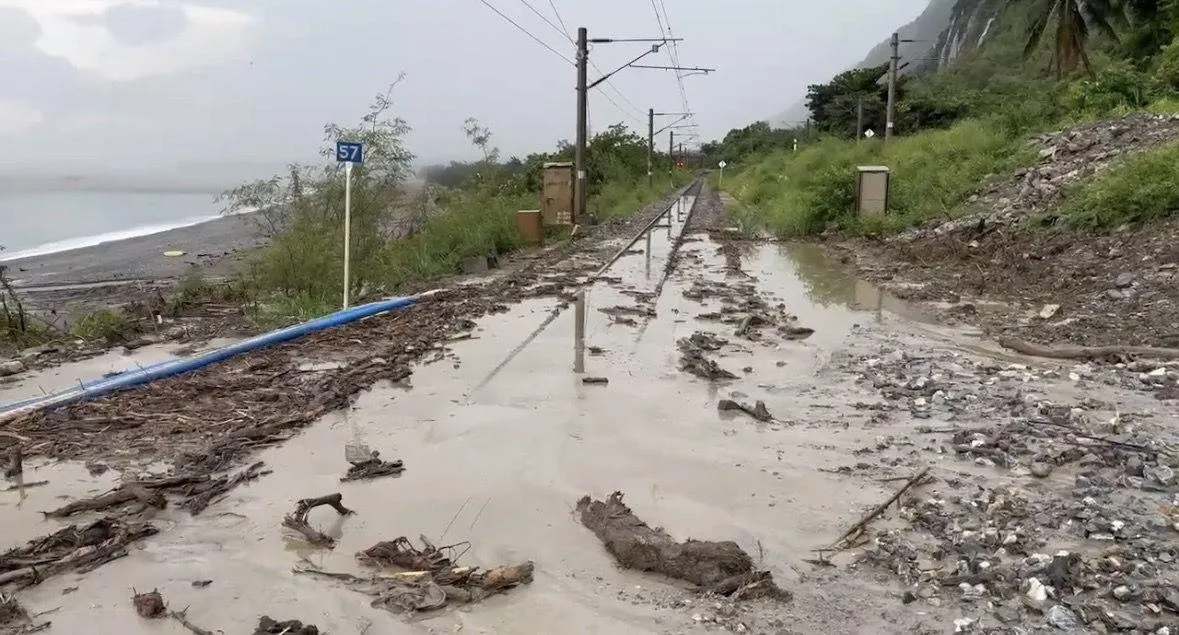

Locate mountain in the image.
[771,0,981,127]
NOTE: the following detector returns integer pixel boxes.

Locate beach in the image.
[3,212,268,314]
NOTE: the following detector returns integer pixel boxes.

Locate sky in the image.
[0,0,930,179]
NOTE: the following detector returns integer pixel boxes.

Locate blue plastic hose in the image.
[0,296,415,420]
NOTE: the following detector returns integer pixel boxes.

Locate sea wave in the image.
[0,208,257,263]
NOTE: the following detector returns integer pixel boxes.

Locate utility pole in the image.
[574,27,588,224]
[647,108,654,187]
[886,31,898,141]
[856,95,865,141]
[668,131,674,178]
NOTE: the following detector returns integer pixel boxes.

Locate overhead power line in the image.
[546,0,573,40]
[478,0,574,65]
[518,0,572,43]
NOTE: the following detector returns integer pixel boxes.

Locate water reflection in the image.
[777,243,926,320]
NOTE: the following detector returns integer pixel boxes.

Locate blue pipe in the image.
[0,296,415,419]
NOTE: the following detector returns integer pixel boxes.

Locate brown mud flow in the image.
[2,182,1178,633]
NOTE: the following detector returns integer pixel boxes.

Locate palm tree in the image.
[1020,0,1127,77]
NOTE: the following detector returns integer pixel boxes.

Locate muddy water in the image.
[5,200,989,633]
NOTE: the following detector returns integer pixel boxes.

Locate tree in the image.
[805,64,893,137]
[218,77,415,301]
[1019,0,1126,78]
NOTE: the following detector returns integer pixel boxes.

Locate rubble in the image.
[0,594,47,634]
[901,114,1179,240]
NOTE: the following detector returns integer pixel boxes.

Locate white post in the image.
[342,161,353,309]
[573,289,586,373]
[719,166,725,188]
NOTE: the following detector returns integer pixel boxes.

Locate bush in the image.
[1061,141,1179,229]
[727,118,1034,236]
[1065,62,1157,114]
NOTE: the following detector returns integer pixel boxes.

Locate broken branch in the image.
[998,337,1179,361]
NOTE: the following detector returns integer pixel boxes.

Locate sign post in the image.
[717,160,727,188]
[336,140,365,308]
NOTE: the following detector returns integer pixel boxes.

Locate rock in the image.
[0,359,24,377]
[1046,604,1080,630]
[1038,304,1061,319]
[1031,462,1054,478]
[1025,578,1049,604]
[1112,585,1132,601]
[1114,272,1135,288]
[1145,464,1176,487]
[1106,289,1126,300]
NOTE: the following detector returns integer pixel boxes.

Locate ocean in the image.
[0,190,226,262]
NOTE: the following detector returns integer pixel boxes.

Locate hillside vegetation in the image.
[715,0,1179,237]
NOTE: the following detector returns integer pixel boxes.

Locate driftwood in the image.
[999,337,1179,361]
[341,453,404,482]
[576,491,789,600]
[42,462,270,519]
[282,493,353,547]
[170,609,215,635]
[0,518,157,590]
[717,399,773,422]
[357,535,457,571]
[178,461,271,514]
[45,484,164,519]
[826,467,931,551]
[0,593,49,634]
[254,616,319,634]
[295,561,534,613]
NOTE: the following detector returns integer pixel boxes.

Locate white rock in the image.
[0,359,24,377]
[1025,577,1049,603]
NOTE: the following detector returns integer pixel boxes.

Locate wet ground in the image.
[3,184,1179,634]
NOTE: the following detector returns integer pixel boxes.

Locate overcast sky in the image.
[0,0,928,176]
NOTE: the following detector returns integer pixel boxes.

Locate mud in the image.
[3,180,1178,633]
[577,491,788,600]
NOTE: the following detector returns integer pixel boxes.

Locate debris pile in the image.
[901,113,1179,240]
[677,334,737,381]
[296,536,533,613]
[341,451,404,482]
[0,518,158,590]
[0,593,48,634]
[576,492,789,601]
[254,616,319,635]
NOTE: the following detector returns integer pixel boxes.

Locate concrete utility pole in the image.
[647,108,654,187]
[574,27,589,224]
[856,95,865,141]
[668,131,674,177]
[886,31,898,141]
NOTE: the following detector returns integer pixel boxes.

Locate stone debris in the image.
[901,114,1179,240]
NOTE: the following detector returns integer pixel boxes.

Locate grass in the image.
[71,309,133,343]
[589,174,691,221]
[726,117,1037,236]
[1060,140,1179,230]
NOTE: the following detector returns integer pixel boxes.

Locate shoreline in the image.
[4,211,269,315]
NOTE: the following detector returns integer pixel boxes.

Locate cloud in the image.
[0,0,255,81]
[0,99,43,135]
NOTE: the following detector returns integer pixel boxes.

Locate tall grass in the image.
[1061,140,1179,230]
[727,118,1037,236]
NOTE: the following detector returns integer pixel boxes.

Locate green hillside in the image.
[715,0,1179,237]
